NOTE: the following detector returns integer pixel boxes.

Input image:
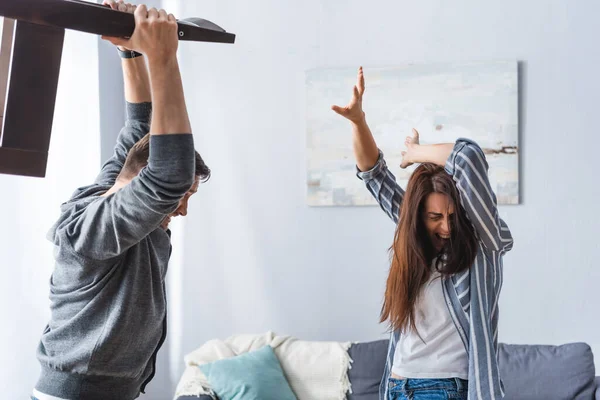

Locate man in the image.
[33,2,209,399]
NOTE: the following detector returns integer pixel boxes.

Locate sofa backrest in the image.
[346,340,597,400]
[347,339,388,400]
[498,342,595,400]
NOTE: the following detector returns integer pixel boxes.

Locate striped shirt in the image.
[356,138,514,400]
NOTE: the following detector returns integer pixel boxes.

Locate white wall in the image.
[163,0,600,394]
[0,30,101,398]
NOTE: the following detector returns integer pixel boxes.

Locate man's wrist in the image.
[147,56,179,77]
[146,53,178,68]
[117,47,143,59]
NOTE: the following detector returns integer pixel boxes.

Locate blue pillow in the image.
[199,345,297,400]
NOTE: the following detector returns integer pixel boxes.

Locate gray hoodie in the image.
[35,103,195,400]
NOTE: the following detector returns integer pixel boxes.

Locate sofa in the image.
[176,340,599,400]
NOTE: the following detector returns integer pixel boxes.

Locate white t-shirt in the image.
[392,262,468,379]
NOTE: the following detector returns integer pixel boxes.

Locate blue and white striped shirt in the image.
[357,138,514,400]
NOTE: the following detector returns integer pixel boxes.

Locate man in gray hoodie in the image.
[32,3,209,399]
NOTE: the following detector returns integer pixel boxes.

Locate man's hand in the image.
[331,66,366,124]
[102,0,136,51]
[400,128,420,169]
[101,4,179,62]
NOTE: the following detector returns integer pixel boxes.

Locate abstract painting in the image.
[306,61,519,206]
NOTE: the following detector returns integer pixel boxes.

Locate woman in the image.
[332,67,513,400]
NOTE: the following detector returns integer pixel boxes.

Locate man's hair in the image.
[118,133,211,182]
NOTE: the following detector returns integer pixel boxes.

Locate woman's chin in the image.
[432,235,449,252]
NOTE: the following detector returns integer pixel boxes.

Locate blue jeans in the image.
[388,377,468,400]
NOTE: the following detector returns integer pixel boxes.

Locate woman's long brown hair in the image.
[380,163,477,334]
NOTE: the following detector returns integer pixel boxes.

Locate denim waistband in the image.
[389,377,468,391]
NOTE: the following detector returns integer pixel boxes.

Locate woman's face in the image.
[422,192,455,252]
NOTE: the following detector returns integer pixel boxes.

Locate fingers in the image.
[147,7,159,20]
[106,2,143,15]
[331,105,347,115]
[357,66,365,95]
[103,0,120,11]
[412,128,420,144]
[168,13,177,23]
[117,1,128,12]
[331,73,365,118]
[158,8,168,20]
[405,129,420,146]
[352,85,360,101]
[400,152,410,169]
[134,4,147,21]
[104,0,131,13]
